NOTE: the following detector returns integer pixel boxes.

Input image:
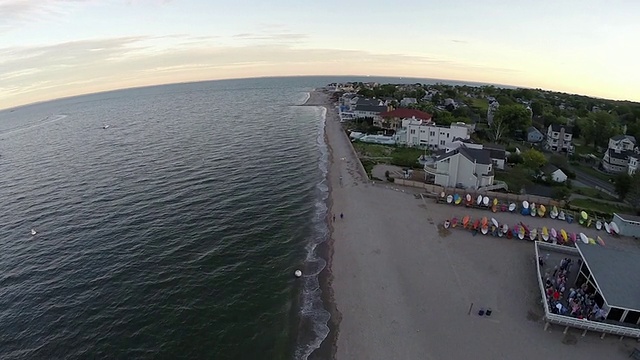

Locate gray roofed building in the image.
[354,104,387,113]
[611,134,636,143]
[576,244,640,311]
[550,123,573,134]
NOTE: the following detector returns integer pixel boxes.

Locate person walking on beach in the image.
[333,214,336,222]
[340,212,344,220]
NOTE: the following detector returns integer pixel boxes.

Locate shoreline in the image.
[301,89,341,360]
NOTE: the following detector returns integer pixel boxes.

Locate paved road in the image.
[572,168,616,196]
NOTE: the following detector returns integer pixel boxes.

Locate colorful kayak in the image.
[509,203,516,212]
[476,195,483,206]
[472,219,480,230]
[550,228,557,240]
[531,205,537,217]
[518,226,525,240]
[481,217,488,227]
[446,194,453,204]
[558,211,565,221]
[463,215,470,228]
[610,222,620,234]
[596,220,602,230]
[491,218,499,228]
[550,206,558,219]
[529,228,538,241]
[451,217,458,228]
[481,225,489,235]
[482,196,490,207]
[444,219,451,229]
[541,227,549,241]
[560,229,568,242]
[569,232,577,243]
[538,204,546,217]
[579,232,588,244]
[502,224,509,234]
[597,236,605,246]
[454,194,462,205]
[604,221,611,234]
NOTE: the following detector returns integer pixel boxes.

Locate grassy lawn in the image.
[568,198,632,217]
[352,142,425,169]
[571,187,617,201]
[469,97,488,113]
[572,141,596,156]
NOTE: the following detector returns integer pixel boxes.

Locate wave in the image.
[0,114,68,137]
[294,106,330,360]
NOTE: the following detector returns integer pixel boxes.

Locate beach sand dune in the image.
[307,90,637,360]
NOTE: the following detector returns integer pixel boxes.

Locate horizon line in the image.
[0,74,635,112]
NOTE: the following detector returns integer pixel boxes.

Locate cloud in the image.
[0,0,89,29]
[232,32,309,43]
[451,39,468,44]
[0,35,520,109]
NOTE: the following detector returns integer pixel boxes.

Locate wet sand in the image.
[306,90,638,359]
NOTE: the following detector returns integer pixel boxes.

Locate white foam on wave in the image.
[294,105,331,360]
[0,114,69,137]
[299,92,311,106]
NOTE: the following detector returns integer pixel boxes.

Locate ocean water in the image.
[0,76,492,359]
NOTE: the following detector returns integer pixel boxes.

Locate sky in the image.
[1,0,639,109]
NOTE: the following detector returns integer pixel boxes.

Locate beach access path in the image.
[306,90,637,360]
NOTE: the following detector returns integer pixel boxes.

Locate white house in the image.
[542,164,568,183]
[601,135,638,175]
[546,124,574,153]
[424,145,494,190]
[395,119,471,150]
[444,140,507,170]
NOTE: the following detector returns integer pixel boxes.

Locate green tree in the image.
[531,101,545,117]
[581,111,619,149]
[494,104,532,134]
[614,173,632,199]
[522,149,547,169]
[434,110,455,126]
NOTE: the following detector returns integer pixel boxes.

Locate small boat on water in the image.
[103,125,110,129]
[541,227,549,241]
[595,220,602,230]
[579,233,588,244]
[447,195,453,204]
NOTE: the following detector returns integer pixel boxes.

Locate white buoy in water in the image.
[294,270,302,278]
[31,229,37,236]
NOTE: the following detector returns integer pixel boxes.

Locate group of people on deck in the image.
[543,257,607,321]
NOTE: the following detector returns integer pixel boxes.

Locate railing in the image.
[479,180,508,192]
[534,242,640,339]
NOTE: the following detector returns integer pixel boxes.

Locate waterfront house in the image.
[601,135,638,175]
[546,124,574,154]
[353,104,389,120]
[526,126,545,143]
[444,141,506,170]
[611,213,640,238]
[424,144,494,190]
[395,118,470,150]
[377,108,432,131]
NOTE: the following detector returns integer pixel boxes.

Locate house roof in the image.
[614,212,640,223]
[488,148,506,160]
[380,108,433,120]
[354,105,387,113]
[527,126,543,134]
[606,148,635,160]
[577,244,640,310]
[355,98,381,106]
[541,164,562,175]
[483,143,505,151]
[549,124,573,134]
[436,146,492,166]
[611,135,636,144]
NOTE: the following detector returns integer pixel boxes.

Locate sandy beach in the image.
[304,89,638,359]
